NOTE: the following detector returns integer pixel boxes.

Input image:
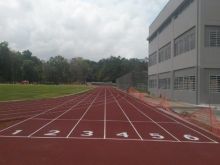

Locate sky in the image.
[0,0,169,61]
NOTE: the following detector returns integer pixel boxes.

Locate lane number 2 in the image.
[117,132,129,138]
[44,130,60,136]
[149,133,165,140]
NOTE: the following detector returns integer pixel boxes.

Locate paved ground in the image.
[0,87,219,165]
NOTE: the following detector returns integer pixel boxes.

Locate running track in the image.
[0,87,220,165]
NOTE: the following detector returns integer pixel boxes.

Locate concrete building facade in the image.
[148,0,220,104]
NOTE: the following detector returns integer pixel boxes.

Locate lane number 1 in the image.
[12,130,23,135]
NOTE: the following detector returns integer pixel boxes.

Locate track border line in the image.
[0,135,217,144]
[104,88,107,139]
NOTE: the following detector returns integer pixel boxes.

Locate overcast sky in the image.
[0,0,169,61]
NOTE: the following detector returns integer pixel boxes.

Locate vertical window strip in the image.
[159,78,171,89]
[209,75,220,93]
[174,76,196,91]
[149,52,157,67]
[206,26,220,47]
[174,27,196,56]
[159,43,171,63]
[149,79,157,89]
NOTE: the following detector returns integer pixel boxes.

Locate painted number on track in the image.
[184,134,199,141]
[149,133,165,140]
[12,130,23,135]
[44,130,60,136]
[117,132,129,138]
[81,131,93,137]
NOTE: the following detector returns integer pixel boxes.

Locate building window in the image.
[205,26,220,47]
[174,27,196,56]
[159,78,170,89]
[209,75,220,93]
[149,79,157,89]
[159,43,171,63]
[149,52,157,67]
[174,76,196,91]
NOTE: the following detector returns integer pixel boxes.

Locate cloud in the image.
[0,0,169,61]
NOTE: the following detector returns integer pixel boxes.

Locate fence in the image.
[116,71,148,92]
[126,87,220,137]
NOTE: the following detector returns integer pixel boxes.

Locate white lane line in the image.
[109,89,143,141]
[33,118,178,124]
[122,96,181,142]
[0,135,217,144]
[0,109,45,116]
[0,114,36,121]
[66,90,101,138]
[27,92,95,137]
[127,92,218,143]
[0,89,93,114]
[155,108,219,143]
[119,89,219,143]
[104,88,107,139]
[0,92,89,134]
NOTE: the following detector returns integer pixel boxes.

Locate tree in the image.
[10,51,23,82]
[0,41,148,84]
[22,50,32,60]
[0,42,11,82]
[69,57,90,83]
[45,56,70,83]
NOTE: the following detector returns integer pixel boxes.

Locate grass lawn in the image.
[0,84,92,101]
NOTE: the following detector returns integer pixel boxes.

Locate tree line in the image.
[0,41,148,84]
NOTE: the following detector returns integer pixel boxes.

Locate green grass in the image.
[0,84,92,101]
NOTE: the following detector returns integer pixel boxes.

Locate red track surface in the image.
[0,87,220,165]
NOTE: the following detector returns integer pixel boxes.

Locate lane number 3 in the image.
[81,131,94,137]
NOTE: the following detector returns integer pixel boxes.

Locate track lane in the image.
[66,88,102,138]
[29,89,99,138]
[114,88,218,143]
[0,90,95,136]
[0,87,220,165]
[108,88,143,140]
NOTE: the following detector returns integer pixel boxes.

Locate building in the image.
[148,0,220,104]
